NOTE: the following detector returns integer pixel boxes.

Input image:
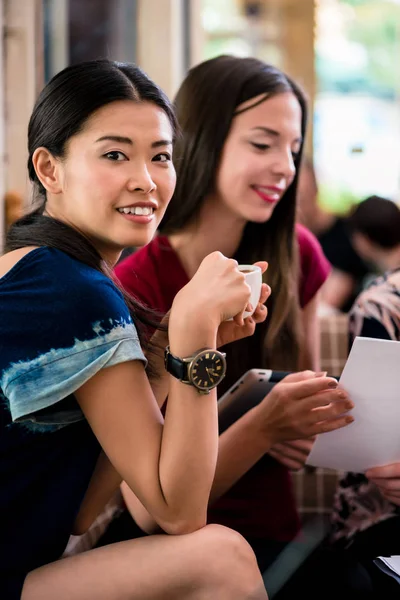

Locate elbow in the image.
[160,514,207,536]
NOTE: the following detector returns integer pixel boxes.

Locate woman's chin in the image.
[249,209,275,224]
[116,225,158,249]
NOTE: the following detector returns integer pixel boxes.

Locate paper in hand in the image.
[307,336,400,473]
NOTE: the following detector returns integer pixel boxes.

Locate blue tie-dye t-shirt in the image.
[0,247,146,597]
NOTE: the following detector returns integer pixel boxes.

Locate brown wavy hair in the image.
[159,55,308,387]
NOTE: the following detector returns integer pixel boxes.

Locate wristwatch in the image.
[164,346,227,394]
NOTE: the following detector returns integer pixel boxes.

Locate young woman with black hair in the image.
[1,58,276,600]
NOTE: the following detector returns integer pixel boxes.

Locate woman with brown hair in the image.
[114,55,367,598]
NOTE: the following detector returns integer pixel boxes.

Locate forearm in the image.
[123,406,272,528]
[158,376,218,531]
[123,401,273,527]
[121,481,160,534]
[73,339,169,535]
[156,327,219,531]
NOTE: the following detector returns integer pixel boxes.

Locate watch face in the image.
[188,350,226,392]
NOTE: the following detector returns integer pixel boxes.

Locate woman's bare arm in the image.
[75,252,253,536]
[122,373,354,531]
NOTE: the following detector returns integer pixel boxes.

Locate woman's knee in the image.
[194,525,268,599]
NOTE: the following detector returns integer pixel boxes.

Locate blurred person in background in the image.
[347,195,400,275]
[115,55,372,599]
[330,195,400,598]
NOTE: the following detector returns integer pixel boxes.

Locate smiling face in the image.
[39,100,176,262]
[214,92,302,224]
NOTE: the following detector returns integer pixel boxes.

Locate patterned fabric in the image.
[0,247,146,598]
[319,312,349,378]
[330,269,400,543]
[292,312,348,521]
[63,491,125,557]
[292,467,342,522]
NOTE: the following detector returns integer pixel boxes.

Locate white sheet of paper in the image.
[377,556,400,576]
[307,336,400,472]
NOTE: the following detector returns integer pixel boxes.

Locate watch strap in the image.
[164,346,189,382]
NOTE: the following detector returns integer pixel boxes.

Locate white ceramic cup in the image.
[238,264,262,319]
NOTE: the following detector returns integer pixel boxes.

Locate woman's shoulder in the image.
[0,246,127,317]
[350,271,400,341]
[0,246,40,279]
[295,222,326,259]
[353,271,400,307]
[0,246,106,283]
[351,271,400,317]
[295,223,331,307]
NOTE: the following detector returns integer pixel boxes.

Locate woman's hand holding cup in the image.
[237,263,264,319]
[216,261,270,347]
[169,252,252,346]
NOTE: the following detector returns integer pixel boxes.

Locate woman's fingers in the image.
[269,449,305,471]
[289,391,354,437]
[252,303,268,324]
[269,437,315,470]
[369,476,400,493]
[234,316,256,335]
[261,376,354,441]
[271,441,310,462]
[274,438,315,454]
[382,493,400,506]
[280,371,324,384]
[315,412,354,434]
[371,475,400,505]
[366,463,400,480]
[253,260,268,274]
[259,283,271,303]
[305,399,354,435]
[246,284,270,325]
[232,310,245,327]
[285,375,341,399]
[307,392,354,417]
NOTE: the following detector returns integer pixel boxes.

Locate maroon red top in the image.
[114,223,331,541]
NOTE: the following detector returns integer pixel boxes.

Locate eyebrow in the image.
[95,135,173,148]
[251,126,302,144]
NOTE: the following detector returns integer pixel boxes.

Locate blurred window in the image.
[315,0,400,212]
[202,0,282,66]
[43,0,138,82]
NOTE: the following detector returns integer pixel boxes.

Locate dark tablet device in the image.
[217,369,278,434]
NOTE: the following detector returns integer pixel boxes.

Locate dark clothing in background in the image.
[318,217,372,312]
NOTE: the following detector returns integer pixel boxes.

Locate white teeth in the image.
[255,187,280,200]
[134,207,151,216]
[118,206,154,216]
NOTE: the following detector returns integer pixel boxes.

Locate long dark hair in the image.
[6,59,178,351]
[160,55,307,379]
